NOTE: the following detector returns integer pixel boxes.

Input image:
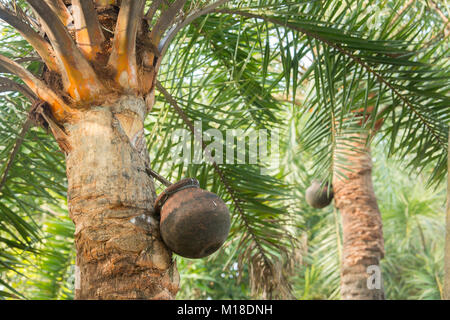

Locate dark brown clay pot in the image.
[154,178,231,259]
[305,180,334,209]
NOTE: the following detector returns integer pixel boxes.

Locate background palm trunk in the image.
[65,95,179,299]
[333,131,385,300]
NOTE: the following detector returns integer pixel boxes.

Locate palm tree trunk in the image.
[333,131,385,300]
[65,95,179,299]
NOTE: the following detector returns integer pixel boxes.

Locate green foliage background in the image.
[0,0,448,299]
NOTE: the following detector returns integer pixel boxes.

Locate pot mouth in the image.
[154,177,200,214]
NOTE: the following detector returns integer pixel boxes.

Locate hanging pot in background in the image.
[305,180,334,209]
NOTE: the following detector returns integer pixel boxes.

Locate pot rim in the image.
[154,177,200,214]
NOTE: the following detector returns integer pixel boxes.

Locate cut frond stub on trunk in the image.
[43,0,73,26]
[72,0,105,61]
[27,0,105,103]
[150,0,187,46]
[108,0,145,91]
[0,54,76,122]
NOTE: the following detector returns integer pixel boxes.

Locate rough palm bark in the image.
[333,131,385,300]
[65,96,179,299]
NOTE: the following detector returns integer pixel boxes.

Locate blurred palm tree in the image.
[289,142,446,300]
[295,0,448,298]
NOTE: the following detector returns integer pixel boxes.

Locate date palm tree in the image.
[0,0,448,300]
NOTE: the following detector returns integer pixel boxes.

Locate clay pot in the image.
[154,178,231,259]
[305,180,334,209]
